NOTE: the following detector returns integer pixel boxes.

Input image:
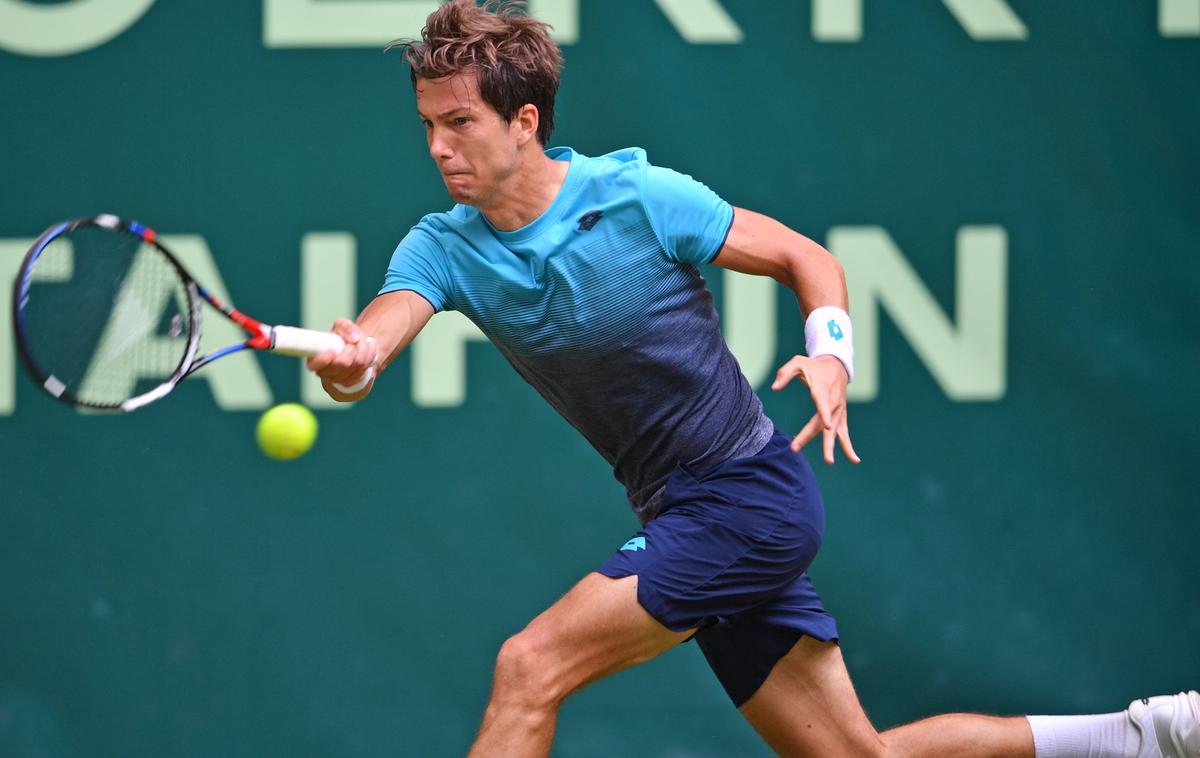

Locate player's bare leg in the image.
[466,572,692,758]
[884,712,1036,758]
[739,635,1034,758]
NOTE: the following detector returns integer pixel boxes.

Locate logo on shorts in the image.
[620,536,646,552]
[576,210,604,231]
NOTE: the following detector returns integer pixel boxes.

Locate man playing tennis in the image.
[308,2,1198,756]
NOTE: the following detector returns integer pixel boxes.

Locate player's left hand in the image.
[772,354,861,464]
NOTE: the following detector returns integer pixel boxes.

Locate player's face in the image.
[415,73,521,207]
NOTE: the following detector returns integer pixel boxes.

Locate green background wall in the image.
[2,2,1197,756]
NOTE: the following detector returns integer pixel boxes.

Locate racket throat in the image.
[199,285,272,347]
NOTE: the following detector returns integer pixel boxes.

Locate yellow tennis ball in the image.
[256,403,318,460]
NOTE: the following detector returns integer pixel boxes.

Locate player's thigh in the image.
[502,572,693,698]
[739,636,885,758]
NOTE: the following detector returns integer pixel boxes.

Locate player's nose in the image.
[427,130,453,161]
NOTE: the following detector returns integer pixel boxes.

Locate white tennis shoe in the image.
[1128,691,1200,758]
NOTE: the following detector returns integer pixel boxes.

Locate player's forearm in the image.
[360,291,437,367]
[786,243,848,317]
[720,208,848,317]
[762,217,848,316]
[319,313,407,403]
[321,291,435,403]
[721,208,853,379]
[316,290,434,402]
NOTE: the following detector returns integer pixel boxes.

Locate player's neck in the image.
[480,150,569,232]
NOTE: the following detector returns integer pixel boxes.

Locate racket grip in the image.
[270,326,346,356]
[270,326,375,394]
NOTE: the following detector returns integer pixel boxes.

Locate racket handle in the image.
[269,326,376,395]
[270,326,345,356]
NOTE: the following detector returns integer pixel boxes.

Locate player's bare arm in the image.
[711,207,861,463]
[308,289,436,402]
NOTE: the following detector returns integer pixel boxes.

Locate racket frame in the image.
[13,216,207,411]
[12,214,343,413]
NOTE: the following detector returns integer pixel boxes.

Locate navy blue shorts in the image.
[597,430,838,707]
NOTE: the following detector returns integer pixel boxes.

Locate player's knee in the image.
[492,632,566,708]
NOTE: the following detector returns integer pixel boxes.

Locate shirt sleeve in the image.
[379,225,454,312]
[642,164,735,265]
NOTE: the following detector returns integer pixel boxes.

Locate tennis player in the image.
[308,2,1198,756]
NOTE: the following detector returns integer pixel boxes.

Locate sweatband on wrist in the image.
[805,306,855,382]
[332,365,375,394]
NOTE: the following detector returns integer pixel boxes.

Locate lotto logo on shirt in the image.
[577,210,604,231]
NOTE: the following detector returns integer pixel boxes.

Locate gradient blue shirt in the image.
[382,147,773,523]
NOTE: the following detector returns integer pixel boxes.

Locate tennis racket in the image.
[12,214,372,412]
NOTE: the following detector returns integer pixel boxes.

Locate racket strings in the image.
[21,227,195,407]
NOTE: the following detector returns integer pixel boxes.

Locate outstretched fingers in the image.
[775,354,861,464]
[816,384,860,464]
[771,355,808,391]
[823,417,861,465]
[791,413,823,453]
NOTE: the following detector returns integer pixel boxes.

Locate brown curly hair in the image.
[388,0,564,145]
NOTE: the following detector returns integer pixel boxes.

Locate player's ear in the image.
[513,103,540,146]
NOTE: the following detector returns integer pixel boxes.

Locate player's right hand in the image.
[307,318,379,399]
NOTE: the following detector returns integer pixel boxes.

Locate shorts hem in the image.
[593,566,698,633]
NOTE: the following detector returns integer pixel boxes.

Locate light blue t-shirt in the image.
[382,147,774,523]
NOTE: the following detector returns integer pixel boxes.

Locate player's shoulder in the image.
[568,146,652,178]
[585,146,650,166]
[401,204,488,252]
[412,203,480,233]
[559,146,656,208]
[570,146,710,199]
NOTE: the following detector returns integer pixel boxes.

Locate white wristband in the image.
[805,306,855,382]
[331,366,375,395]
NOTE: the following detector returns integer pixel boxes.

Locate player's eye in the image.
[453,117,470,127]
